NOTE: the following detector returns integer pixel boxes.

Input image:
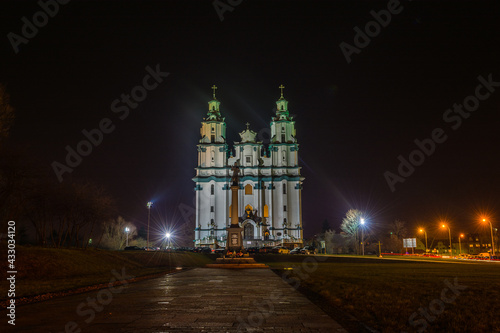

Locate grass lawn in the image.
[0,245,213,303]
[255,254,500,333]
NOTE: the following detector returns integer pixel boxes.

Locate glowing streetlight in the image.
[483,218,495,259]
[419,228,428,253]
[125,227,130,247]
[441,224,452,255]
[165,232,172,250]
[458,233,464,256]
[147,201,153,250]
[360,218,365,256]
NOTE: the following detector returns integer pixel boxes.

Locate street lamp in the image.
[125,227,130,247]
[360,218,365,256]
[441,224,452,255]
[165,232,171,249]
[419,228,428,254]
[483,219,495,258]
[458,233,464,256]
[147,201,153,250]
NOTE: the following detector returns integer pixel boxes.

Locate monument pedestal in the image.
[226,226,243,252]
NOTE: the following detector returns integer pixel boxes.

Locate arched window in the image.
[211,150,214,163]
[211,184,214,195]
[245,184,253,195]
[283,184,286,194]
[263,204,269,218]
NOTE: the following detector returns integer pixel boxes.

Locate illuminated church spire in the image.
[206,84,222,121]
[275,84,290,120]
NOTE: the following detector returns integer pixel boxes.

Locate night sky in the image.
[2,0,500,238]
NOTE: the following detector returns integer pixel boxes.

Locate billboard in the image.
[403,238,417,248]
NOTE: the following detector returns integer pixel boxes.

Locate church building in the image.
[193,86,304,249]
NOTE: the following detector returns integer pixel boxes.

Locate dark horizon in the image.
[2,0,500,239]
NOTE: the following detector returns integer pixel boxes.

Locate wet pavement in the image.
[3,268,346,333]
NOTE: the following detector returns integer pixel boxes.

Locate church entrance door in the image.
[244,222,254,240]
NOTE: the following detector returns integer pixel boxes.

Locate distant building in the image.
[193,86,304,249]
[431,233,494,255]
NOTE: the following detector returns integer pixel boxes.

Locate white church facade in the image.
[193,86,304,249]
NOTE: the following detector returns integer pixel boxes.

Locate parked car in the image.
[143,246,160,251]
[199,247,213,254]
[272,246,290,254]
[124,246,143,251]
[290,248,301,255]
[301,246,317,255]
[478,252,492,259]
[214,248,225,254]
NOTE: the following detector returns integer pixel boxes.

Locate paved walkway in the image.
[4,268,346,333]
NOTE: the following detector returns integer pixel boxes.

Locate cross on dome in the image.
[211,85,217,99]
[279,84,285,99]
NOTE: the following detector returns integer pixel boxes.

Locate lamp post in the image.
[441,224,452,255]
[165,232,171,249]
[419,229,428,254]
[360,218,365,256]
[458,234,464,256]
[125,227,130,247]
[483,219,495,258]
[147,201,153,250]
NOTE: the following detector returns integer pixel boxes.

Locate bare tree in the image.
[100,216,136,250]
[390,219,408,239]
[340,209,365,254]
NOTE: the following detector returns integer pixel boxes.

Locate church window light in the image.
[263,204,269,218]
[211,184,214,195]
[245,184,253,195]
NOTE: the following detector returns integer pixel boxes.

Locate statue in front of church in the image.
[231,161,240,187]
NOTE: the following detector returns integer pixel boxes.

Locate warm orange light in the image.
[419,229,424,232]
[442,224,446,228]
[483,218,487,222]
[460,234,464,238]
